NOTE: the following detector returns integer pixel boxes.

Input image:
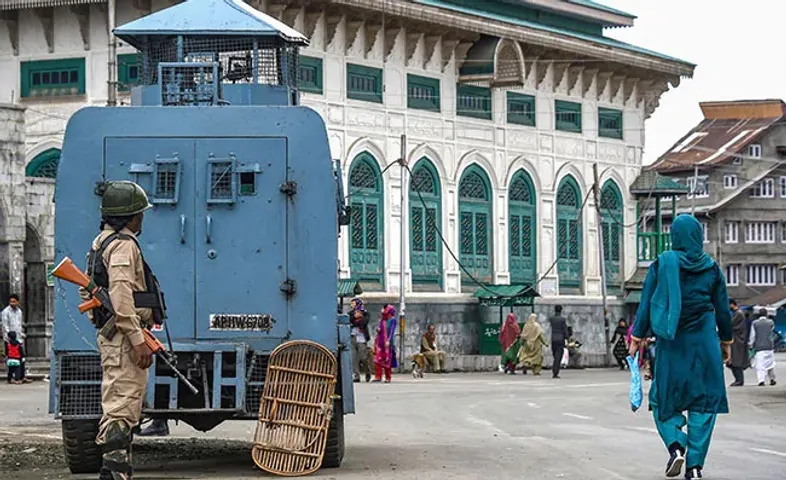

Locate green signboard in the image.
[46,263,55,287]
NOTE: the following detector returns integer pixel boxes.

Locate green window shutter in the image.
[556,177,582,290]
[117,53,142,92]
[347,63,383,103]
[298,56,323,94]
[507,92,536,126]
[508,171,536,284]
[555,100,582,133]
[600,181,623,288]
[458,165,493,285]
[26,148,61,178]
[407,74,440,112]
[21,58,86,98]
[409,160,443,286]
[598,107,623,139]
[456,84,492,120]
[348,153,385,289]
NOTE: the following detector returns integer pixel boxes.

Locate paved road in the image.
[0,360,785,480]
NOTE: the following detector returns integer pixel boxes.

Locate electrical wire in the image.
[403,162,593,297]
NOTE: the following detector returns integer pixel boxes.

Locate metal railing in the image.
[637,232,671,262]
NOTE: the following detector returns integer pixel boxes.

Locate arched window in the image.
[556,176,582,292]
[600,181,623,291]
[458,165,493,285]
[348,152,384,290]
[26,148,61,178]
[409,159,442,289]
[508,170,536,285]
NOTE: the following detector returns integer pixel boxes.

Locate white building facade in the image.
[0,0,694,359]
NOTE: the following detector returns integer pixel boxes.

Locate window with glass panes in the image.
[725,265,739,286]
[556,176,582,291]
[724,222,739,244]
[407,74,440,112]
[598,107,623,139]
[508,171,536,284]
[746,264,776,286]
[456,84,492,120]
[507,92,536,126]
[409,159,442,287]
[347,64,383,103]
[21,58,86,97]
[745,222,776,243]
[348,153,384,289]
[458,165,493,285]
[555,100,582,133]
[117,53,141,92]
[298,56,323,94]
[599,181,623,290]
[750,178,774,198]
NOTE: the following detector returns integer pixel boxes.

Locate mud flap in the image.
[336,322,355,415]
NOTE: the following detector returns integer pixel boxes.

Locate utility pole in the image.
[592,163,611,366]
[398,134,407,373]
[691,165,699,215]
[107,0,117,106]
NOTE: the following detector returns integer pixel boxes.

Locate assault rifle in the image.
[52,257,199,395]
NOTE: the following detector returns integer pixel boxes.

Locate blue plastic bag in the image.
[627,352,643,412]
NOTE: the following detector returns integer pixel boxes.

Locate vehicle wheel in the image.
[62,419,102,474]
[321,393,345,468]
[322,357,346,469]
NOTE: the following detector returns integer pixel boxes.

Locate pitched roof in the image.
[743,286,786,308]
[114,0,309,46]
[651,99,786,173]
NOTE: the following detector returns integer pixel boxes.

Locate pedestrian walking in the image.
[727,299,749,387]
[518,313,548,375]
[548,305,569,379]
[610,319,629,370]
[372,304,397,383]
[749,308,777,387]
[349,298,372,383]
[499,313,521,374]
[629,214,732,480]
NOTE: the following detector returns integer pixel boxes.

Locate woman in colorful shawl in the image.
[373,304,398,383]
[610,319,629,370]
[517,313,548,375]
[499,313,521,374]
[629,214,732,480]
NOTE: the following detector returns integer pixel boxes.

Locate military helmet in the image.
[100,181,152,217]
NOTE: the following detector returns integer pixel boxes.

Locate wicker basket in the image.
[251,340,338,477]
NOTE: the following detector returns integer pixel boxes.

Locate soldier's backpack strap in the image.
[120,235,168,325]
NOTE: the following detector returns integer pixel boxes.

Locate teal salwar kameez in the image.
[632,215,733,476]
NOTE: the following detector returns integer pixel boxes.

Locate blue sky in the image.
[599,0,785,164]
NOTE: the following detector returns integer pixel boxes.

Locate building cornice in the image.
[329,0,693,78]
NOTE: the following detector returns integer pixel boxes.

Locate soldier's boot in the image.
[138,419,169,437]
[100,423,134,480]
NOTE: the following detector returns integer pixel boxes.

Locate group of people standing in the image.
[498,305,573,378]
[728,300,777,387]
[347,299,400,383]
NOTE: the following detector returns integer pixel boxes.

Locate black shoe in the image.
[684,467,702,479]
[553,375,560,379]
[759,382,766,387]
[665,447,685,478]
[138,419,169,437]
[771,379,777,386]
[729,381,744,387]
[365,373,371,383]
[353,376,360,383]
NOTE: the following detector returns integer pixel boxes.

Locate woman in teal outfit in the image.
[629,214,732,480]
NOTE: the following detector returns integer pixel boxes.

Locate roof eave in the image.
[336,0,694,78]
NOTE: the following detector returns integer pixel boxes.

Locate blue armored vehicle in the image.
[49,0,354,473]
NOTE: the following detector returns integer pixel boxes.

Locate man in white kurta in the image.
[749,309,777,387]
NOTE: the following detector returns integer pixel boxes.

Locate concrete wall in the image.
[354,297,624,370]
[0,104,27,303]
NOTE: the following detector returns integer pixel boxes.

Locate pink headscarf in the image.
[499,313,521,351]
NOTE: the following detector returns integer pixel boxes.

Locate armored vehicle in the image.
[49,0,354,473]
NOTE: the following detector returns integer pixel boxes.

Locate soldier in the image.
[83,181,156,480]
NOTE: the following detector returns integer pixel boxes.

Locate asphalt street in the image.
[0,359,784,480]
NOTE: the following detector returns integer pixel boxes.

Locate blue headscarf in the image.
[650,214,716,340]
